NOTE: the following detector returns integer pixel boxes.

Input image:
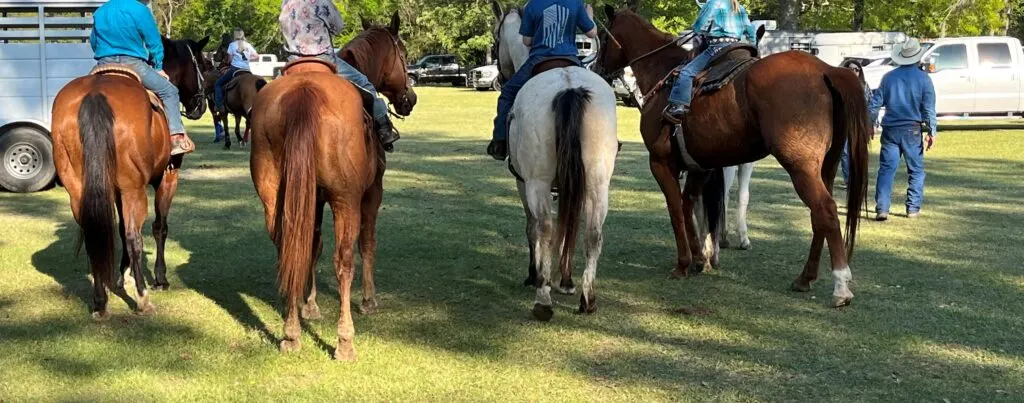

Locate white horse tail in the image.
[553,87,591,274]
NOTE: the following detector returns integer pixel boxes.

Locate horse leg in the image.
[737,163,754,250]
[578,181,609,315]
[357,180,383,315]
[330,199,362,361]
[650,160,695,278]
[122,189,154,315]
[243,116,251,146]
[524,180,555,321]
[234,115,243,145]
[517,181,539,288]
[787,166,852,307]
[720,166,737,249]
[151,170,179,291]
[116,205,129,291]
[682,171,711,272]
[223,115,232,150]
[301,195,326,320]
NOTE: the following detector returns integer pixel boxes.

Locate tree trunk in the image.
[778,0,801,30]
[852,0,865,31]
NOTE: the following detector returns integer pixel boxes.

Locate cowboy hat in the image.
[891,38,925,66]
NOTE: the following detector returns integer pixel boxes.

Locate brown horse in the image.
[250,15,414,360]
[51,37,211,319]
[220,72,267,150]
[595,8,869,307]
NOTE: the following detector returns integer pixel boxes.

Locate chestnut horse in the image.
[51,37,211,319]
[251,15,414,360]
[596,8,869,307]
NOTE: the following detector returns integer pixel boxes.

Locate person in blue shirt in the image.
[486,0,598,161]
[213,29,259,115]
[868,38,937,221]
[663,0,756,124]
[91,0,192,155]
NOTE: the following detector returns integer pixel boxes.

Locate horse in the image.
[595,8,869,307]
[50,36,211,319]
[491,3,619,320]
[216,70,267,149]
[250,13,415,360]
[721,163,754,250]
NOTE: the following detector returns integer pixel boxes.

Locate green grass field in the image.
[1,87,1022,401]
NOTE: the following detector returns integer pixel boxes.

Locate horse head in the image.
[342,12,417,117]
[162,36,212,120]
[595,7,692,86]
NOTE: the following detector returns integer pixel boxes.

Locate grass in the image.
[1,86,1023,401]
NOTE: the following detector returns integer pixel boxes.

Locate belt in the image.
[709,37,740,44]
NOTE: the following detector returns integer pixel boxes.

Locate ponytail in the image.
[731,0,741,11]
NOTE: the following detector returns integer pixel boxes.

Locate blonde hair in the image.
[731,0,741,11]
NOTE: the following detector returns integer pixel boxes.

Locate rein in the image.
[181,43,207,119]
[598,24,696,80]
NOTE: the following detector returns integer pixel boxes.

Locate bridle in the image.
[181,43,207,120]
[596,18,697,80]
[379,29,413,119]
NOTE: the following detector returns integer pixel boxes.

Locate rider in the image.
[214,28,259,115]
[486,0,597,160]
[662,0,756,124]
[90,0,193,155]
[279,0,400,152]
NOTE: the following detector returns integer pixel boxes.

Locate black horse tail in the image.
[77,93,118,289]
[702,167,726,245]
[255,78,268,92]
[553,87,591,278]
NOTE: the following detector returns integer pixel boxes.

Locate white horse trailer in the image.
[0,0,104,192]
[757,26,906,66]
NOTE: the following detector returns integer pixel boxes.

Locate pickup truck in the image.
[250,54,285,78]
[863,36,1024,117]
[407,54,468,87]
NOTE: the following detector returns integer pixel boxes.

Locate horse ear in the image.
[626,0,639,11]
[491,0,504,20]
[755,25,766,45]
[196,36,210,50]
[604,5,616,22]
[389,11,401,35]
[361,17,372,30]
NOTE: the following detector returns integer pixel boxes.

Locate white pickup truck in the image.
[250,54,285,78]
[863,36,1024,117]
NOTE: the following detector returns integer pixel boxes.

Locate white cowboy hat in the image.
[891,39,926,65]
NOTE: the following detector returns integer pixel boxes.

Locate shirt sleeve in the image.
[576,1,595,33]
[245,43,259,61]
[132,3,164,70]
[741,8,756,43]
[321,0,345,36]
[519,6,535,38]
[869,76,886,125]
[691,0,720,33]
[921,74,938,135]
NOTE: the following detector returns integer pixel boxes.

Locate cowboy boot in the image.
[486,139,508,161]
[376,117,400,153]
[170,133,195,156]
[662,103,687,125]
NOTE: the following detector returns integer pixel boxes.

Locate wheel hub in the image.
[4,142,42,179]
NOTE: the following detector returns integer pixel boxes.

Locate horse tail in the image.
[255,78,268,92]
[702,167,726,244]
[275,85,321,301]
[77,93,117,288]
[553,87,591,273]
[824,69,869,261]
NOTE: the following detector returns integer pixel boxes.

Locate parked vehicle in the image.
[468,63,500,91]
[841,50,893,69]
[756,24,906,65]
[407,54,468,87]
[0,0,104,192]
[250,54,285,78]
[612,67,642,107]
[865,36,1024,117]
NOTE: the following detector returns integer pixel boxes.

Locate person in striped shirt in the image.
[663,0,756,124]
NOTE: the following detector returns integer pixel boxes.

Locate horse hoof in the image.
[523,276,538,288]
[720,238,731,249]
[358,299,378,315]
[669,269,689,279]
[334,345,357,361]
[153,283,170,291]
[532,303,554,322]
[738,239,751,250]
[91,311,110,321]
[790,279,812,293]
[555,286,576,296]
[301,304,322,320]
[577,295,597,315]
[136,303,156,316]
[833,295,853,308]
[279,339,301,353]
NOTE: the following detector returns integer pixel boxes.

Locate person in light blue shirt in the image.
[868,38,937,221]
[663,0,756,123]
[486,0,597,161]
[91,0,192,155]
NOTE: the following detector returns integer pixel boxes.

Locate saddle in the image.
[692,43,759,96]
[530,56,578,77]
[89,65,164,114]
[223,69,253,92]
[282,57,338,76]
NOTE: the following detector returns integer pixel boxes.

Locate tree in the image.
[778,0,801,30]
[152,0,187,36]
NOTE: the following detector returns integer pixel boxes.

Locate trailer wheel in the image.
[0,126,56,193]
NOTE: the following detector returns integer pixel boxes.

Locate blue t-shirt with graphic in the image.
[519,0,595,58]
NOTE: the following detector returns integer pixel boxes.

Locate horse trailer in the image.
[0,0,105,192]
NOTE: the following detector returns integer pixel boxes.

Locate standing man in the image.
[868,38,937,221]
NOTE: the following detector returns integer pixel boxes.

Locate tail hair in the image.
[553,87,591,273]
[77,93,118,288]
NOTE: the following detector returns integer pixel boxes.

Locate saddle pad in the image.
[282,57,337,76]
[90,64,141,83]
[695,58,756,95]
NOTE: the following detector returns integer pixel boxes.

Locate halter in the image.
[181,43,207,119]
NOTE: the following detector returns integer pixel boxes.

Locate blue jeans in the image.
[292,54,389,127]
[492,55,581,142]
[668,42,732,106]
[840,140,850,184]
[875,126,925,214]
[214,66,240,108]
[96,56,185,135]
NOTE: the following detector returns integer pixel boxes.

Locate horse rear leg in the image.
[151,169,179,290]
[792,140,842,291]
[330,200,362,361]
[517,181,540,288]
[301,195,327,320]
[234,115,244,145]
[720,166,737,249]
[222,115,232,150]
[357,180,383,315]
[787,166,852,307]
[523,180,556,321]
[578,182,609,314]
[122,189,155,315]
[736,162,754,250]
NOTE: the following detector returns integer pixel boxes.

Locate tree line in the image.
[150,0,1024,66]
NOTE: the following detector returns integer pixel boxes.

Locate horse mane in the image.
[341,27,397,85]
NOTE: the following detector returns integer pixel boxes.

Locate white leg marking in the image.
[833,267,854,300]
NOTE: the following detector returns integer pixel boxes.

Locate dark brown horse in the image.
[596,8,869,307]
[216,71,267,149]
[51,37,211,319]
[251,14,414,360]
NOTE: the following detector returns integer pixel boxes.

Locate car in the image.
[468,63,501,91]
[250,54,285,78]
[612,67,642,107]
[407,54,468,87]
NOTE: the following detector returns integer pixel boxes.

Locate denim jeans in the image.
[292,54,389,127]
[875,125,925,214]
[840,140,850,184]
[96,56,185,134]
[491,55,581,142]
[668,42,732,106]
[214,66,240,108]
